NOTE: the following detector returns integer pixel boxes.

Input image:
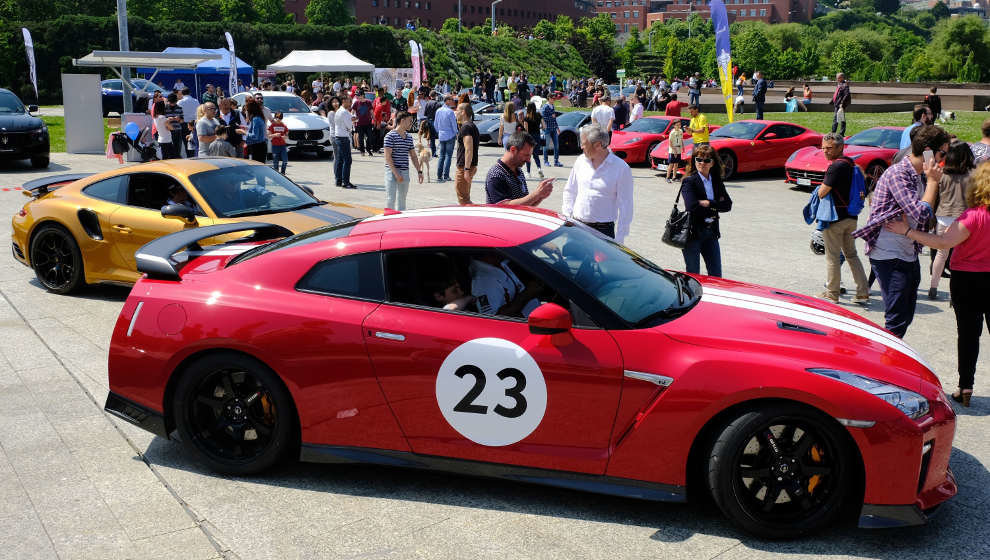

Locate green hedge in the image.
[1,16,589,103]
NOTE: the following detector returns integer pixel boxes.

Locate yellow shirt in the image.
[689,114,710,143]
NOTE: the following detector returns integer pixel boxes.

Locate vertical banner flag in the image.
[225,32,237,95]
[417,42,427,85]
[409,41,422,90]
[710,0,734,123]
[22,28,38,100]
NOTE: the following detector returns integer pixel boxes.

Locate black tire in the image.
[560,132,578,154]
[865,162,886,195]
[646,142,661,165]
[707,403,852,538]
[31,155,50,169]
[173,352,297,475]
[719,150,737,180]
[29,224,85,294]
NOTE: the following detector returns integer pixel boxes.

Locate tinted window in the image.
[556,112,587,128]
[847,128,902,149]
[187,165,318,218]
[127,173,183,210]
[712,121,765,140]
[0,92,26,114]
[297,252,384,301]
[623,118,670,134]
[82,176,127,203]
[764,125,800,139]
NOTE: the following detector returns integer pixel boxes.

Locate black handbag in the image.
[662,186,692,249]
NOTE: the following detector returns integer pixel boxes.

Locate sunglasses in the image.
[694,157,713,163]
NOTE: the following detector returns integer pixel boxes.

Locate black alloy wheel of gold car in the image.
[29,224,84,294]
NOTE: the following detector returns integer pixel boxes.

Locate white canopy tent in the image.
[266,50,374,73]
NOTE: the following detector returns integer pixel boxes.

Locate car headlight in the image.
[807,368,929,419]
[625,137,642,145]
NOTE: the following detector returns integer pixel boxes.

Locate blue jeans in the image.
[437,138,455,181]
[544,128,559,164]
[870,258,921,338]
[333,137,352,185]
[755,100,765,120]
[271,144,287,173]
[384,169,410,210]
[689,89,700,106]
[526,143,543,174]
[682,225,722,277]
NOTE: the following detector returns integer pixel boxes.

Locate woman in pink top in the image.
[886,161,990,407]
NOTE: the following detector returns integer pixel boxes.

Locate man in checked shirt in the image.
[854,125,951,337]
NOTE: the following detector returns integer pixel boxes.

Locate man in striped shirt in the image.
[383,111,423,210]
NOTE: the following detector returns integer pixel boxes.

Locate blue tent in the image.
[136,47,253,96]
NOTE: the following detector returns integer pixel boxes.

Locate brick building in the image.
[286,0,595,29]
[595,0,815,33]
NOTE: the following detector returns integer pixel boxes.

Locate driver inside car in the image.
[208,177,274,216]
[469,253,543,317]
[165,185,201,213]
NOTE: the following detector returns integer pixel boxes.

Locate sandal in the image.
[950,389,973,407]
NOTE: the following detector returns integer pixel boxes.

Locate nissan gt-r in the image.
[105,206,956,539]
[11,158,375,294]
[650,120,823,179]
[785,126,905,192]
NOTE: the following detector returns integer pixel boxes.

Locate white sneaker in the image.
[538,169,545,178]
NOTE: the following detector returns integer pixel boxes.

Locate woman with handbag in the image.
[680,144,732,277]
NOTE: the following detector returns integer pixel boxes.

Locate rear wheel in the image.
[707,403,852,538]
[865,162,886,195]
[560,132,578,154]
[173,352,297,475]
[719,150,737,180]
[30,224,84,294]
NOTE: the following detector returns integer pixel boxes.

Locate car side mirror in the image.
[528,303,571,335]
[762,132,778,140]
[28,105,39,113]
[161,203,197,222]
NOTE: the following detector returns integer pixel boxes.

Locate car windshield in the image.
[521,224,693,326]
[257,96,311,113]
[188,165,319,218]
[0,92,26,114]
[556,111,587,128]
[712,121,765,140]
[131,80,164,92]
[624,118,670,134]
[847,128,901,149]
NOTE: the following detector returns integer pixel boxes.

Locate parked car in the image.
[786,126,905,193]
[609,116,720,166]
[230,92,332,156]
[650,120,823,180]
[0,88,49,168]
[543,110,590,154]
[101,79,167,116]
[106,205,956,538]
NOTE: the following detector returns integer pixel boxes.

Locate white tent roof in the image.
[266,50,374,73]
[74,51,222,69]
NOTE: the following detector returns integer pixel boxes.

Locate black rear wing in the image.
[22,173,94,196]
[135,222,293,281]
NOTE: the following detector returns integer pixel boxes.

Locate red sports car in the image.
[786,126,905,192]
[105,207,956,538]
[650,120,824,180]
[609,116,719,165]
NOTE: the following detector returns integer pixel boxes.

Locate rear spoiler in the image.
[135,222,293,281]
[22,173,94,196]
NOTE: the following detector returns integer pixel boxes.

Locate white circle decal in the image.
[436,338,547,447]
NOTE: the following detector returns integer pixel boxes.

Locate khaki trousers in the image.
[455,166,477,205]
[823,218,869,299]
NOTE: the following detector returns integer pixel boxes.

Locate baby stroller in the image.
[110,126,158,163]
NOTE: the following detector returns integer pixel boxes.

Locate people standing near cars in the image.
[900,104,934,150]
[687,105,710,148]
[688,72,702,107]
[422,92,443,157]
[333,94,356,188]
[666,120,684,183]
[434,94,458,183]
[591,97,614,140]
[561,125,634,242]
[853,125,950,338]
[630,94,644,123]
[612,96,629,132]
[454,102,479,205]
[484,131,554,206]
[523,102,544,179]
[541,98,562,167]
[177,87,199,155]
[817,132,869,304]
[830,72,851,136]
[372,88,392,155]
[352,90,374,156]
[206,125,237,157]
[680,144,733,277]
[383,111,423,211]
[152,100,177,159]
[752,71,767,120]
[241,98,268,164]
[928,141,976,299]
[195,102,220,157]
[499,102,520,149]
[884,161,990,407]
[665,93,686,117]
[217,98,243,156]
[268,112,289,174]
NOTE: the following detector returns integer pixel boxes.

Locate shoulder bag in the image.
[662,185,692,249]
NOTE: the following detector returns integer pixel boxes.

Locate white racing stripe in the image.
[701,287,933,372]
[364,207,565,231]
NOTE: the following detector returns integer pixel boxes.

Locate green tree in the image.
[931,1,950,20]
[734,28,775,77]
[619,27,645,75]
[830,40,869,77]
[553,15,576,44]
[958,52,980,82]
[304,0,354,26]
[580,13,616,40]
[440,17,460,33]
[254,0,293,24]
[219,0,256,22]
[533,19,555,40]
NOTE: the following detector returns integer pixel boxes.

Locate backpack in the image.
[848,165,866,216]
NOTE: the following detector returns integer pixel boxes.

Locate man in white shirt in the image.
[312,78,322,96]
[561,124,634,242]
[333,95,356,188]
[176,87,199,156]
[469,254,542,317]
[590,97,614,142]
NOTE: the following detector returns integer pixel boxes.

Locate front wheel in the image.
[173,352,297,475]
[865,162,886,195]
[707,404,853,538]
[31,155,50,169]
[560,132,578,154]
[30,224,84,294]
[719,150,737,180]
[646,142,660,165]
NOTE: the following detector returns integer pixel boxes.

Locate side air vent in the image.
[77,209,103,240]
[777,321,826,336]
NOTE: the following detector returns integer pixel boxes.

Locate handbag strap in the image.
[673,182,683,206]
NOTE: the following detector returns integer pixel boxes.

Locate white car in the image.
[231,91,332,156]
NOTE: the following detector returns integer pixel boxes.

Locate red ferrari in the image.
[786,126,905,192]
[650,120,823,180]
[105,207,956,538]
[609,116,718,165]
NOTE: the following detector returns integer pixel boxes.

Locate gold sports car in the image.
[12,157,376,293]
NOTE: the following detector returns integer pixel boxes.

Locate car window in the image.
[712,121,764,140]
[0,91,26,114]
[126,173,183,211]
[764,125,799,139]
[623,118,669,134]
[82,175,128,203]
[188,165,317,218]
[297,252,385,301]
[556,112,587,128]
[102,80,122,90]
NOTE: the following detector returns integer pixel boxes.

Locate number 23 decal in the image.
[436,338,547,447]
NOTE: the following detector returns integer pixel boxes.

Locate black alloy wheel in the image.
[30,224,84,294]
[719,150,737,180]
[708,404,852,538]
[560,132,579,154]
[174,353,296,475]
[865,162,886,195]
[646,142,661,165]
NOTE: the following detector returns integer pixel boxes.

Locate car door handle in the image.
[374,331,405,342]
[112,225,132,234]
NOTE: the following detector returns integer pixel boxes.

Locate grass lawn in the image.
[559,107,988,143]
[42,116,116,153]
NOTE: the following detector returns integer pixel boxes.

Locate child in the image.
[269,111,289,174]
[206,125,237,157]
[666,120,684,183]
